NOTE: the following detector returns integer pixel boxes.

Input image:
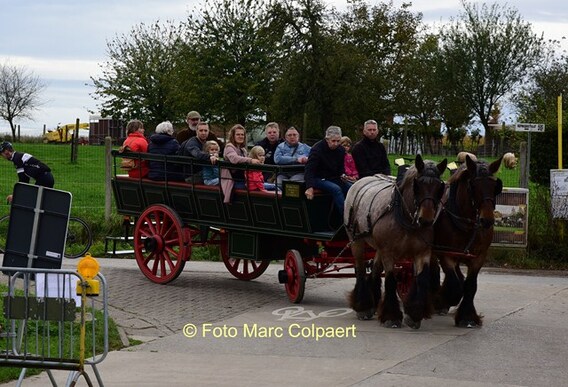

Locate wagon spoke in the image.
[150,252,161,275]
[160,252,168,275]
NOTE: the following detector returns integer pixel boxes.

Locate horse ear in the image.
[494,178,503,196]
[415,154,424,171]
[437,158,448,176]
[489,156,503,175]
[466,155,477,176]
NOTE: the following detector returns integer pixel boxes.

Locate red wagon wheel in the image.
[134,204,191,284]
[283,249,306,303]
[218,231,270,280]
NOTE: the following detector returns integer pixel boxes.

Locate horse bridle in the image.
[467,175,503,211]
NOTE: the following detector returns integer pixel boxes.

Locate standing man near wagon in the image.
[352,119,391,178]
[0,141,54,203]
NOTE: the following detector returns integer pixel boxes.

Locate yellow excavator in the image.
[43,122,90,143]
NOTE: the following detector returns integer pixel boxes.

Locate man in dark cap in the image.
[176,110,222,150]
[0,141,54,203]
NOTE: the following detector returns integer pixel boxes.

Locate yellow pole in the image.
[558,94,563,169]
[559,95,565,241]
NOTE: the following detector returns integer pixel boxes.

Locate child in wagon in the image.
[202,140,221,185]
[246,146,276,192]
[341,136,358,182]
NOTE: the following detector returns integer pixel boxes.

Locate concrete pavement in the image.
[4,258,568,386]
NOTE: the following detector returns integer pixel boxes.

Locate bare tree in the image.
[0,63,45,141]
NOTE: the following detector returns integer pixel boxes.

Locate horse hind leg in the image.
[378,271,403,328]
[349,274,379,320]
[349,245,380,320]
[434,260,464,314]
[455,268,483,328]
[403,263,433,329]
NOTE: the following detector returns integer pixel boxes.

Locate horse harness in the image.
[346,167,444,240]
[438,164,502,255]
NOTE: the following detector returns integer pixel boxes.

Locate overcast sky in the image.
[1,0,566,136]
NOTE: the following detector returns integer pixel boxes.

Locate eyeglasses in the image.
[189,118,199,122]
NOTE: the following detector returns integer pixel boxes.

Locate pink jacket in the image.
[344,153,359,179]
[221,143,252,203]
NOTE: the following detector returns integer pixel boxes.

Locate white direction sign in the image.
[515,123,545,132]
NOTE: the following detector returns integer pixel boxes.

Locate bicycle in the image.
[0,213,93,259]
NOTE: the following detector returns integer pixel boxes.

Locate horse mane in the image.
[399,160,443,191]
[447,159,493,186]
[398,164,419,192]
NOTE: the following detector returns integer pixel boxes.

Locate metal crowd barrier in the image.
[0,267,108,386]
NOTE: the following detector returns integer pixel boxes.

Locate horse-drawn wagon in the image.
[111,150,503,329]
[111,150,381,302]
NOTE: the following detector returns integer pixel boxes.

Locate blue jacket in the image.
[147,133,183,181]
[274,141,311,164]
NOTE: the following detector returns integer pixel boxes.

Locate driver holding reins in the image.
[0,141,54,203]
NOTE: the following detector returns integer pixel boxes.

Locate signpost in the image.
[515,123,545,186]
[515,123,545,132]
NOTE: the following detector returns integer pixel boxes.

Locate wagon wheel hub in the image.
[143,235,164,253]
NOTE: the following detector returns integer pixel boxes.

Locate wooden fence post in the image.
[105,137,112,222]
[519,141,528,188]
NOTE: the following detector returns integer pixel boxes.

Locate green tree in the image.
[268,0,343,139]
[91,21,184,129]
[0,63,45,141]
[177,0,279,127]
[338,0,422,129]
[440,1,544,156]
[515,54,568,185]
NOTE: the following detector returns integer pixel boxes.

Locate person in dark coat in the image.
[352,119,391,178]
[178,122,219,180]
[255,122,283,181]
[147,121,183,181]
[304,126,352,216]
[0,141,54,203]
[175,110,221,150]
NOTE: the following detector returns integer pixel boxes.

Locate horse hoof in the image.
[457,320,478,328]
[357,310,374,320]
[383,320,402,328]
[404,315,421,329]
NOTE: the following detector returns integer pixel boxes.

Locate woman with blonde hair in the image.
[221,124,260,203]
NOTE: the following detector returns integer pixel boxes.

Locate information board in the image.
[2,183,71,270]
[492,187,529,247]
[550,169,568,219]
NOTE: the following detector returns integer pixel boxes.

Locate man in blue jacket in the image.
[274,127,311,187]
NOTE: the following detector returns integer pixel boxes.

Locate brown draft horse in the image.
[345,154,447,329]
[431,155,503,327]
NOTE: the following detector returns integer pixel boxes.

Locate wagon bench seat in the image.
[114,174,328,197]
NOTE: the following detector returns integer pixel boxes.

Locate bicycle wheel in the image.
[65,217,93,259]
[0,214,9,254]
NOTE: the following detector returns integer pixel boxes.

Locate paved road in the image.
[5,258,568,386]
